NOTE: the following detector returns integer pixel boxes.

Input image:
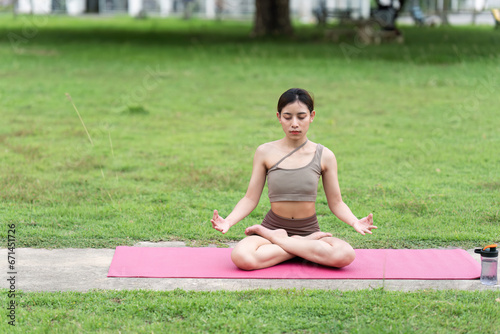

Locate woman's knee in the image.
[231,248,258,271]
[322,238,356,268]
[230,237,265,271]
[334,245,356,267]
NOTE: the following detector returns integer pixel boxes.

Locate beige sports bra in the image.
[267,141,323,202]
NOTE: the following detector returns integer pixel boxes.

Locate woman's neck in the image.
[281,137,308,149]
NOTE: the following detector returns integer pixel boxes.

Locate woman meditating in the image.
[211,88,376,270]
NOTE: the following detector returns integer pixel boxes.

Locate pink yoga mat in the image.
[107,247,480,280]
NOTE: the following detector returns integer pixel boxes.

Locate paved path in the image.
[1,243,498,292]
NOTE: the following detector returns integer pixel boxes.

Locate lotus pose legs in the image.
[230,225,355,270]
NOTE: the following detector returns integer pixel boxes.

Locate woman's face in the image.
[277,101,315,140]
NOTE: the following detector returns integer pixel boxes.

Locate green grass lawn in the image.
[0,289,499,333]
[0,16,498,249]
[0,15,499,332]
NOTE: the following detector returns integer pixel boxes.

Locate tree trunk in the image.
[253,0,293,37]
[12,0,17,17]
[437,0,450,25]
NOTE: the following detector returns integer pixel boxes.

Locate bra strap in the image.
[269,140,308,171]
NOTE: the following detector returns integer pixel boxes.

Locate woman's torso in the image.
[263,140,323,219]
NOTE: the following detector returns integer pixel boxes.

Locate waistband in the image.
[261,210,320,237]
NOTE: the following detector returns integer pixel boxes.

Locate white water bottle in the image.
[474,244,498,286]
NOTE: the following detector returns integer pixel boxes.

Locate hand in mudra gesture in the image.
[211,210,230,234]
[353,213,377,235]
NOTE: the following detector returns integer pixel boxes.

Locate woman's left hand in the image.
[353,213,377,235]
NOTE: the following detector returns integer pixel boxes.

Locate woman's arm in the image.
[321,147,376,235]
[211,145,268,234]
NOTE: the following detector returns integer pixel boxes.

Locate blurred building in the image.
[11,0,500,20]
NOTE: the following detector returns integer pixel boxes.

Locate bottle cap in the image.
[474,244,498,258]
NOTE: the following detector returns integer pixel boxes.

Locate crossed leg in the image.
[231,225,356,271]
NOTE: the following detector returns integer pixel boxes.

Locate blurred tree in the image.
[437,0,450,25]
[252,0,293,36]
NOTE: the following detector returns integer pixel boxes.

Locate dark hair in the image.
[277,88,314,114]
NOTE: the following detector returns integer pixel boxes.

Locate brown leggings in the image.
[261,210,321,237]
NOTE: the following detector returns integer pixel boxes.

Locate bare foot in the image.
[291,231,332,240]
[245,225,288,243]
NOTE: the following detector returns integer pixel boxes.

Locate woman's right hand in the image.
[211,210,231,234]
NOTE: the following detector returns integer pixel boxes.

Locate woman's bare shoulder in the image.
[321,145,335,158]
[256,140,281,155]
[320,145,337,170]
[254,141,283,169]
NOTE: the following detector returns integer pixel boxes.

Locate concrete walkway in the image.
[2,243,499,292]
